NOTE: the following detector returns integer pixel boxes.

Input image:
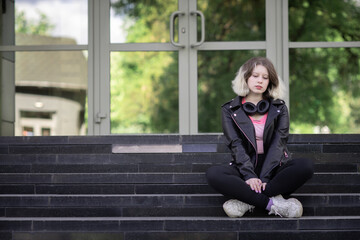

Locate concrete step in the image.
[0,134,359,145]
[0,194,359,217]
[1,182,360,195]
[0,162,358,173]
[2,229,360,240]
[1,193,359,207]
[1,134,359,155]
[0,172,358,185]
[1,143,360,154]
[3,205,359,218]
[2,152,358,164]
[1,216,359,233]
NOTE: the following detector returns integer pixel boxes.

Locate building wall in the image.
[15,93,85,136]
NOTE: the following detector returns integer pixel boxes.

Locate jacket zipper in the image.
[230,114,258,167]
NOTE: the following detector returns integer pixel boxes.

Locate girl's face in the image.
[247,65,270,96]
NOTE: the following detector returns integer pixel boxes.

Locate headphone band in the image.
[243,100,270,115]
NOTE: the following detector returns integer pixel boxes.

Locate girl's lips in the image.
[256,86,262,89]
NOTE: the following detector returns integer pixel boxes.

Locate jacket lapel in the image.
[230,96,256,148]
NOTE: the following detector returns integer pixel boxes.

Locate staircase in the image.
[0,134,359,240]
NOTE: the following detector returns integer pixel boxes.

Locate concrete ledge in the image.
[112,144,182,153]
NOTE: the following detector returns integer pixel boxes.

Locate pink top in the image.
[242,99,268,154]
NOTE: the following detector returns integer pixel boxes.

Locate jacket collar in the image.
[229,96,242,110]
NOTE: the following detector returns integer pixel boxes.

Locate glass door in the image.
[109,0,181,134]
[196,0,266,133]
[107,0,266,134]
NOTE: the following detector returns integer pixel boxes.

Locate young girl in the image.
[206,57,314,218]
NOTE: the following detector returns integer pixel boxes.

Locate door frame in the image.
[87,0,290,135]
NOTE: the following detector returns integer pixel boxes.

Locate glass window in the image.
[22,126,34,136]
[110,51,178,133]
[289,47,360,133]
[289,0,360,42]
[197,0,265,41]
[110,0,177,43]
[15,0,88,45]
[15,51,88,136]
[198,50,266,133]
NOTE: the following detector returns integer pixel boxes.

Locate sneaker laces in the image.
[270,206,286,217]
[248,205,255,213]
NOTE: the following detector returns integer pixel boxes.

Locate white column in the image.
[88,0,111,135]
[266,0,289,106]
[0,0,15,136]
[188,0,198,134]
[178,0,191,134]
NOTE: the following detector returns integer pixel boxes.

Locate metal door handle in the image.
[170,11,185,48]
[190,10,205,48]
[95,113,107,123]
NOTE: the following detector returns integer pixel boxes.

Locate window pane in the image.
[110,0,177,43]
[15,51,88,136]
[197,0,265,41]
[289,0,360,42]
[198,50,266,133]
[15,0,88,45]
[111,52,178,133]
[289,48,360,133]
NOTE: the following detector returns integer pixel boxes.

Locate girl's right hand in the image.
[246,178,263,193]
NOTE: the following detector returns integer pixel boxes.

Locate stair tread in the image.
[0,215,360,221]
[1,216,360,220]
[1,193,359,196]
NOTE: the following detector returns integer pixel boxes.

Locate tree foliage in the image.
[110,0,360,133]
[289,0,360,133]
[15,9,54,35]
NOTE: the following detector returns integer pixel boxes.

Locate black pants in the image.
[206,157,314,209]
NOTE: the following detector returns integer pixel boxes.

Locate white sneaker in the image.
[223,199,255,218]
[268,195,303,218]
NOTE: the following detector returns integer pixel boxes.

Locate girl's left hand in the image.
[262,182,267,191]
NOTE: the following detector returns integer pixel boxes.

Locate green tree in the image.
[289,0,360,133]
[15,9,54,35]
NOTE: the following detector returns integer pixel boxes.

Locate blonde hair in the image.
[232,57,285,100]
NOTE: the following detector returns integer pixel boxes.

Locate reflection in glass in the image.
[290,48,360,133]
[197,0,265,41]
[198,50,266,133]
[15,51,88,136]
[110,52,178,133]
[110,0,177,43]
[15,0,88,45]
[289,0,360,42]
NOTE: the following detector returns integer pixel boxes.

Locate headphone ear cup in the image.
[257,100,270,114]
[243,102,257,115]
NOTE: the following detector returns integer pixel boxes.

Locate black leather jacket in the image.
[222,96,292,183]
